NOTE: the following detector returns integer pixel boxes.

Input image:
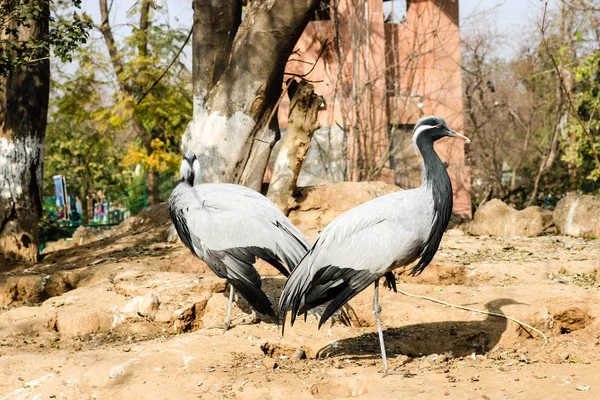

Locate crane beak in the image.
[447,129,471,144]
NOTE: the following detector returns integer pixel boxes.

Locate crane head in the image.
[180,151,200,185]
[412,116,470,153]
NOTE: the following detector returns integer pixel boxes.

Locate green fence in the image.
[40,175,179,250]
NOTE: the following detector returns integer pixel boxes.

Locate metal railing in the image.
[40,174,179,250]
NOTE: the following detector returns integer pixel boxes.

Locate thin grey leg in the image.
[373,279,388,374]
[224,285,235,332]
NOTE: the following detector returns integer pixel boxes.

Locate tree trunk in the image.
[267,80,321,214]
[192,0,241,103]
[146,169,160,205]
[0,0,50,263]
[183,0,320,191]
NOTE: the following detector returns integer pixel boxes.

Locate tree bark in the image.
[146,169,160,205]
[0,0,50,263]
[183,0,320,191]
[192,0,241,103]
[267,80,321,214]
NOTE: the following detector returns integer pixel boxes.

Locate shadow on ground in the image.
[317,298,524,358]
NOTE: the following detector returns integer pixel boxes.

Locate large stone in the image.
[132,204,170,232]
[468,199,550,237]
[0,274,45,306]
[116,292,161,321]
[289,181,401,240]
[72,225,109,246]
[553,192,600,238]
[55,309,113,336]
[44,269,82,297]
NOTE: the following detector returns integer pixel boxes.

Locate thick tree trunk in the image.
[267,80,321,214]
[192,0,241,103]
[183,0,320,191]
[0,0,50,263]
[146,169,160,205]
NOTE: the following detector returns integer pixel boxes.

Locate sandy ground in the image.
[1,201,600,399]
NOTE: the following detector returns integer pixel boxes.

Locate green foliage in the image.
[0,0,91,75]
[82,3,192,175]
[565,50,600,188]
[46,1,191,211]
[44,71,129,215]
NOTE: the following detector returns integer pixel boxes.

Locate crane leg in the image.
[373,279,389,374]
[204,284,260,332]
[223,285,235,332]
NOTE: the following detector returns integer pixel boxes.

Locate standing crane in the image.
[278,116,470,373]
[169,152,310,331]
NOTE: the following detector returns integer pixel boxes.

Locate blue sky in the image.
[70,0,557,72]
[460,0,557,58]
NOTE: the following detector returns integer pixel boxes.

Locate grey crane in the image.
[169,152,310,330]
[278,116,470,373]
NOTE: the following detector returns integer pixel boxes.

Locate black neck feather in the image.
[183,172,194,186]
[410,135,453,275]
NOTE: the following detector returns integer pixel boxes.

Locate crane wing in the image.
[279,188,432,328]
[170,182,309,274]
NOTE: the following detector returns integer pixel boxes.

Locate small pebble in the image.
[292,348,306,360]
[576,385,590,391]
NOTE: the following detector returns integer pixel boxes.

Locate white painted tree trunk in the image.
[184,0,321,191]
[181,95,278,191]
[0,0,49,263]
[0,135,45,262]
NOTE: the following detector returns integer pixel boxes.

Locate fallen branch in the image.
[89,257,117,266]
[396,288,549,343]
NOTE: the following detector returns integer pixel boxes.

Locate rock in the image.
[56,309,113,336]
[292,348,306,360]
[167,223,180,243]
[72,226,109,246]
[41,239,74,254]
[553,192,600,238]
[118,292,161,319]
[0,306,56,339]
[172,294,211,333]
[0,274,45,306]
[132,204,170,232]
[44,270,82,298]
[446,228,465,237]
[263,357,278,370]
[468,199,550,237]
[50,283,128,336]
[290,181,401,240]
[111,217,135,235]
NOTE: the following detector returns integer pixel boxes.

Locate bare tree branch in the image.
[539,1,600,173]
[137,27,192,106]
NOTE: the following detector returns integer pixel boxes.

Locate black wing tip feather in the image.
[384,271,397,292]
[205,248,277,318]
[281,265,379,331]
[227,276,276,318]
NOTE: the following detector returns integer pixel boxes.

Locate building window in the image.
[383,0,407,24]
[388,124,421,188]
[311,0,331,21]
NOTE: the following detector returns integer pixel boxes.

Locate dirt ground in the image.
[1,188,600,399]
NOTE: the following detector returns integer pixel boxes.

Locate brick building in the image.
[277,0,471,217]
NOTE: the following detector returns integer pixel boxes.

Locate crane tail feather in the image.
[204,249,276,318]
